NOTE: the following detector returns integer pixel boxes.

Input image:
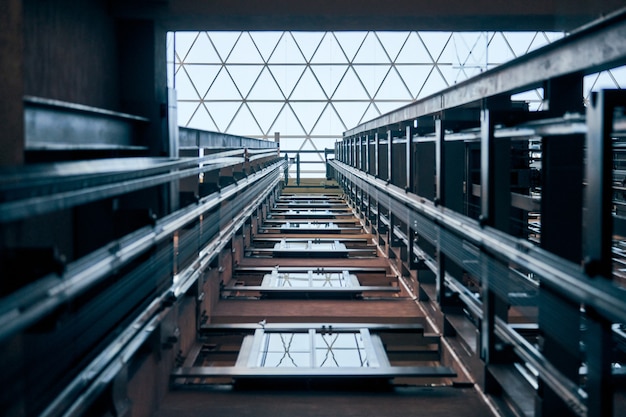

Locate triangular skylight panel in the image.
[284,139,307,152]
[395,32,434,64]
[250,32,284,61]
[353,65,391,97]
[332,102,370,130]
[487,32,516,64]
[394,65,433,99]
[268,65,306,98]
[177,101,202,127]
[500,32,537,58]
[311,65,349,98]
[308,137,337,150]
[175,67,206,100]
[449,32,486,67]
[205,68,242,100]
[248,67,285,101]
[417,68,449,99]
[208,32,241,62]
[289,102,327,134]
[462,66,484,79]
[291,32,326,62]
[182,65,221,98]
[353,32,391,64]
[311,33,350,64]
[203,102,241,132]
[269,104,306,135]
[418,32,453,63]
[226,104,263,136]
[183,32,221,64]
[374,67,412,100]
[268,33,306,63]
[246,67,285,100]
[375,101,409,116]
[436,65,464,88]
[226,65,264,98]
[311,104,346,135]
[360,103,381,124]
[608,66,626,88]
[185,103,218,131]
[290,67,327,100]
[585,71,620,97]
[525,32,546,53]
[331,67,369,100]
[350,103,381,125]
[298,138,318,151]
[173,32,200,63]
[226,32,264,64]
[247,102,285,134]
[303,151,327,164]
[376,32,411,62]
[333,32,367,63]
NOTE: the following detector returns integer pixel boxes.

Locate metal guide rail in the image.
[331,10,626,417]
[0,155,286,417]
[0,147,278,223]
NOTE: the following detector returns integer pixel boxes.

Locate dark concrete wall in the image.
[23,0,121,110]
[0,0,24,166]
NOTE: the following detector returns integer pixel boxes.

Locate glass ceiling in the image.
[167,31,626,177]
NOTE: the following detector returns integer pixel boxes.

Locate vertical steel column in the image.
[584,91,616,278]
[374,132,380,178]
[435,118,445,206]
[337,141,341,163]
[356,135,363,171]
[582,90,621,417]
[480,102,515,389]
[538,78,584,416]
[406,125,413,192]
[387,129,393,183]
[348,137,352,166]
[479,108,497,365]
[296,152,300,186]
[481,108,510,232]
[435,118,447,305]
[365,134,370,175]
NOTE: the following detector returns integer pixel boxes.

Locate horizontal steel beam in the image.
[0,150,274,222]
[221,286,400,292]
[172,365,456,378]
[179,127,278,149]
[201,323,426,331]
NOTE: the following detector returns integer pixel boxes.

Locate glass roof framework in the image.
[167,31,626,178]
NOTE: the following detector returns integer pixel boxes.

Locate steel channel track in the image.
[39,162,284,417]
[0,160,286,343]
[0,149,277,223]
